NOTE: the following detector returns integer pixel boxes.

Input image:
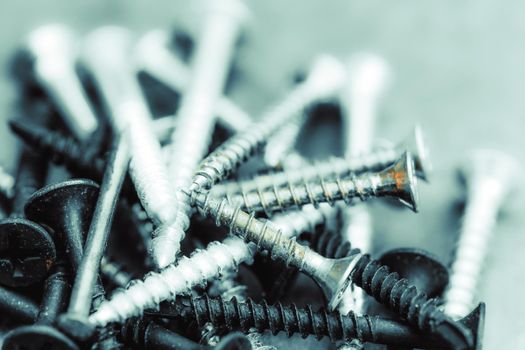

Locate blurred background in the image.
[0,1,523,348]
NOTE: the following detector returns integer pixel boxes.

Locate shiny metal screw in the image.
[83,26,181,263]
[88,237,254,326]
[190,54,347,192]
[26,24,98,141]
[443,149,519,319]
[263,113,306,169]
[209,125,430,199]
[222,152,419,215]
[157,0,249,269]
[134,29,252,133]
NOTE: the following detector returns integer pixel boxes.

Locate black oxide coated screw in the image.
[149,295,470,349]
[120,317,253,350]
[2,262,79,350]
[0,284,39,325]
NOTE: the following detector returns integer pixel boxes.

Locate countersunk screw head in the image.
[0,218,56,288]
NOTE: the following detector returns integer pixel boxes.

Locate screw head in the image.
[2,324,79,350]
[0,218,56,288]
[378,247,449,298]
[459,302,485,350]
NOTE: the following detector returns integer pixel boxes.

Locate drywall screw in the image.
[59,138,128,340]
[135,29,252,133]
[0,165,14,200]
[222,152,419,215]
[88,237,254,326]
[0,285,38,325]
[24,179,100,272]
[24,24,98,141]
[444,149,519,319]
[188,191,473,348]
[209,126,430,201]
[120,318,252,350]
[159,0,249,269]
[2,263,79,350]
[150,295,451,349]
[190,54,347,192]
[83,27,180,266]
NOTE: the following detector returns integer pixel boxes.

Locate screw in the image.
[2,263,79,350]
[0,284,39,325]
[157,0,248,269]
[222,152,419,215]
[149,294,455,349]
[443,149,519,319]
[190,54,347,192]
[100,257,133,289]
[58,138,128,340]
[263,113,306,169]
[24,24,98,141]
[24,179,99,272]
[135,29,253,133]
[188,191,473,348]
[88,237,254,326]
[120,318,252,350]
[83,26,180,267]
[0,164,14,200]
[209,125,430,200]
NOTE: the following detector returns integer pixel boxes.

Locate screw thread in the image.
[310,230,357,259]
[89,238,254,326]
[210,148,400,199]
[271,203,339,238]
[351,254,472,346]
[223,171,383,215]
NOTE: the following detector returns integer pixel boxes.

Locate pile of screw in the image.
[0,1,517,349]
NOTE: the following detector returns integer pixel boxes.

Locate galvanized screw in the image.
[188,191,473,348]
[222,152,419,215]
[135,29,253,133]
[190,54,347,192]
[25,24,98,141]
[210,125,431,199]
[443,149,519,319]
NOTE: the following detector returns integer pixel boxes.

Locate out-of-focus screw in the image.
[100,257,133,289]
[0,165,14,200]
[151,295,450,349]
[88,237,254,326]
[135,29,252,133]
[190,54,346,192]
[189,191,473,348]
[263,113,306,169]
[83,26,180,266]
[2,263,78,350]
[223,152,419,214]
[0,285,38,325]
[24,24,98,141]
[59,138,128,340]
[159,0,249,269]
[210,125,430,199]
[444,149,519,319]
[120,318,252,350]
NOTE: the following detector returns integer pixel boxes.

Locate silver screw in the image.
[189,190,363,311]
[271,203,339,239]
[82,27,181,257]
[263,112,306,169]
[209,125,431,199]
[221,152,419,215]
[190,54,347,192]
[157,0,249,269]
[338,53,390,323]
[26,24,98,141]
[88,237,255,326]
[443,149,519,319]
[134,29,252,133]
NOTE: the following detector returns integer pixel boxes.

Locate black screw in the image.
[24,179,100,272]
[0,117,56,288]
[148,294,465,349]
[378,248,449,299]
[120,317,252,350]
[2,262,79,350]
[0,284,39,325]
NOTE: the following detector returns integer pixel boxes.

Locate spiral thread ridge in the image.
[310,230,358,259]
[222,171,382,215]
[89,238,253,326]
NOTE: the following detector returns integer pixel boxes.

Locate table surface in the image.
[0,1,523,349]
